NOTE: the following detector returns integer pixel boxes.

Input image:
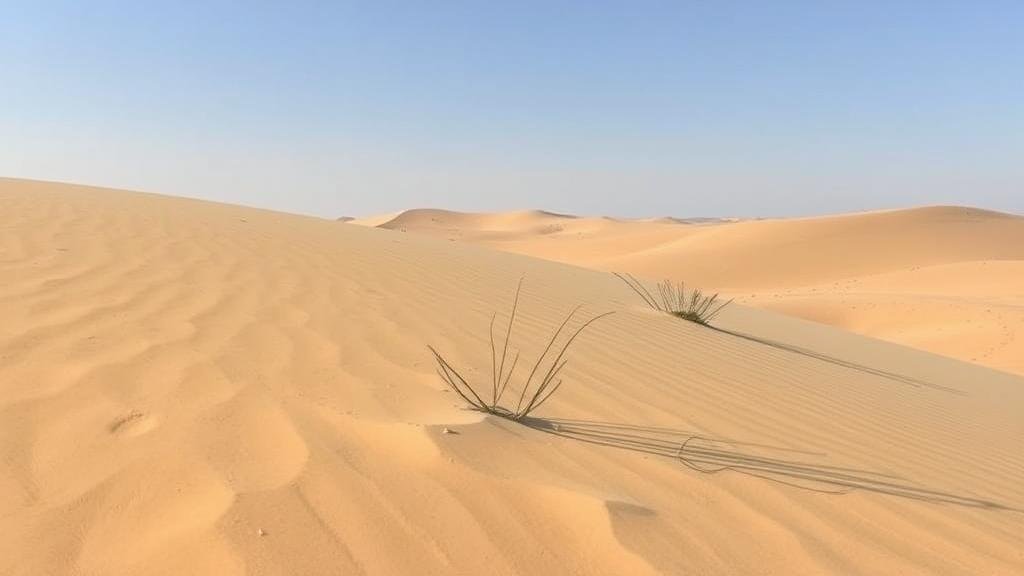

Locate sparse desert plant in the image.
[428,278,613,421]
[614,272,731,325]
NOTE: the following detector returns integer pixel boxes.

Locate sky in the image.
[1,1,1022,218]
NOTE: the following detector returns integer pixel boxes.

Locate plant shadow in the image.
[708,325,964,395]
[522,417,1018,512]
[613,270,961,394]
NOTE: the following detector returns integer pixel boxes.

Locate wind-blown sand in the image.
[3,178,1023,575]
[359,207,1024,375]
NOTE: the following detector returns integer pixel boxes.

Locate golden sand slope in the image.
[2,178,1023,575]
[362,207,1024,374]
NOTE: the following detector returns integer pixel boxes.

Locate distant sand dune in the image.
[3,178,1022,575]
[355,205,1024,375]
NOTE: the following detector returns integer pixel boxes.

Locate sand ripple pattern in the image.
[1,179,1022,575]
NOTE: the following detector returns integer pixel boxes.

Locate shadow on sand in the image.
[708,326,965,395]
[522,417,1017,511]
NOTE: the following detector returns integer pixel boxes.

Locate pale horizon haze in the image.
[2,1,1022,218]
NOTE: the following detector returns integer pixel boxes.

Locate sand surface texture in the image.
[3,178,1023,575]
[360,207,1024,375]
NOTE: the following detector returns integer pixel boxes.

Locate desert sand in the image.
[358,207,1024,375]
[2,178,1023,575]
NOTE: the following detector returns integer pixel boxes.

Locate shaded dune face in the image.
[1,178,1023,575]
[359,206,1024,375]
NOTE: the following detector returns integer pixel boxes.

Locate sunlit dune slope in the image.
[2,178,1023,575]
[363,206,1024,374]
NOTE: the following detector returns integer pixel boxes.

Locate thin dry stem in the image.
[615,272,731,326]
[429,279,613,421]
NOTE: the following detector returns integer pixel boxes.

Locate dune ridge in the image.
[2,178,1023,575]
[357,205,1024,375]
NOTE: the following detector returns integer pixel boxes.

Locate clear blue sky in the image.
[2,1,1021,217]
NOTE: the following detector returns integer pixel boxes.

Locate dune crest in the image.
[355,205,1024,375]
[2,178,1022,575]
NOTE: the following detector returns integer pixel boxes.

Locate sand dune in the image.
[2,178,1023,575]
[363,206,1024,375]
[352,208,586,239]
